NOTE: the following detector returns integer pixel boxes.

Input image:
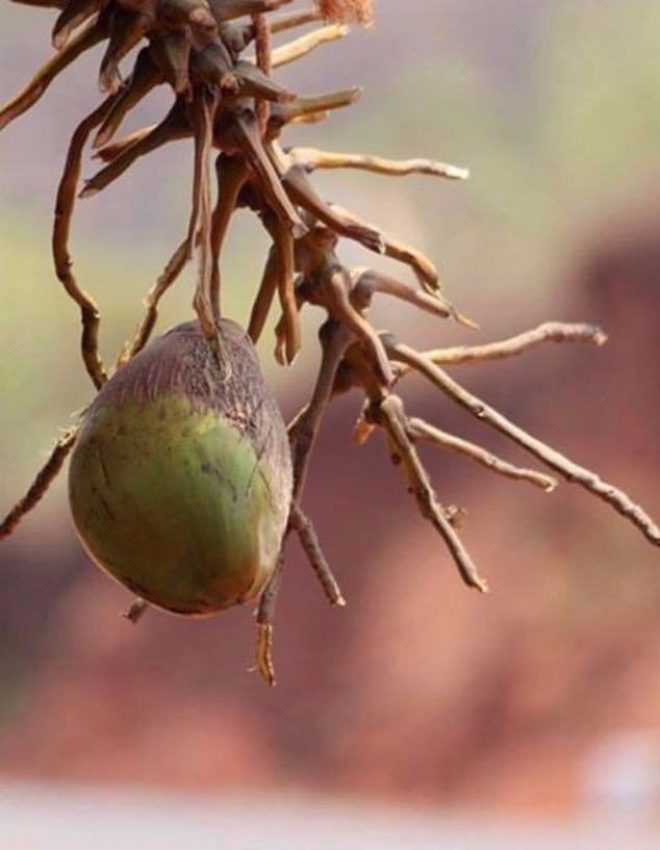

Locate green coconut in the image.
[68,319,293,616]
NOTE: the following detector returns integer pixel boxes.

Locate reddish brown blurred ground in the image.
[0,205,659,816]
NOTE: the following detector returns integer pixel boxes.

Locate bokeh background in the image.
[1,0,660,846]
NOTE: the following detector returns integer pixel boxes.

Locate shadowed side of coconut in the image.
[68,319,293,617]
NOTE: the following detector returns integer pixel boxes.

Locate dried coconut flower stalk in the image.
[0,2,657,687]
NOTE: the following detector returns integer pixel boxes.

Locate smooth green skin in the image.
[69,393,288,616]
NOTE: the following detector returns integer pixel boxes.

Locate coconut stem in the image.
[0,427,79,540]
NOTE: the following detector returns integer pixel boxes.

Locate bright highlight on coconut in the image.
[1,0,659,685]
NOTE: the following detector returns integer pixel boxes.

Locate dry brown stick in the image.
[418,322,608,368]
[273,219,301,364]
[93,47,163,148]
[189,92,221,350]
[53,96,118,390]
[289,503,346,606]
[94,125,156,162]
[407,417,557,492]
[325,268,393,386]
[391,342,660,547]
[292,320,353,498]
[270,22,349,67]
[249,250,280,344]
[81,103,189,198]
[252,10,272,134]
[98,11,151,95]
[0,14,107,131]
[210,156,249,317]
[287,110,329,125]
[275,87,361,123]
[290,147,469,180]
[255,553,283,685]
[351,268,458,323]
[0,427,79,540]
[371,395,488,592]
[227,109,305,235]
[329,202,442,293]
[256,321,350,684]
[282,164,384,253]
[119,238,190,364]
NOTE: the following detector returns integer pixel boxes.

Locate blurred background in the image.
[1,0,660,846]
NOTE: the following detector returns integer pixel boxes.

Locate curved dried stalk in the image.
[119,238,191,364]
[290,147,469,181]
[81,102,190,198]
[94,125,156,162]
[189,91,224,359]
[252,9,272,132]
[0,427,79,540]
[98,10,151,94]
[418,321,607,368]
[289,503,346,606]
[256,319,350,683]
[272,220,301,363]
[210,155,250,316]
[93,47,164,148]
[328,202,443,293]
[53,96,118,389]
[370,394,488,593]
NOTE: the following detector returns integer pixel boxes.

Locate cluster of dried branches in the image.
[2,0,659,684]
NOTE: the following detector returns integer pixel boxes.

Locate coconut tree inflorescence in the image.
[1,0,659,684]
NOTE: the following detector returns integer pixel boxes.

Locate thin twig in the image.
[290,147,469,180]
[272,219,301,363]
[371,395,488,592]
[0,427,79,540]
[329,203,442,292]
[93,47,163,148]
[289,503,346,605]
[407,417,557,492]
[418,321,607,368]
[249,249,280,345]
[119,237,190,364]
[390,342,660,547]
[252,11,272,134]
[81,102,189,198]
[53,96,118,389]
[292,320,353,497]
[255,554,283,686]
[210,155,249,317]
